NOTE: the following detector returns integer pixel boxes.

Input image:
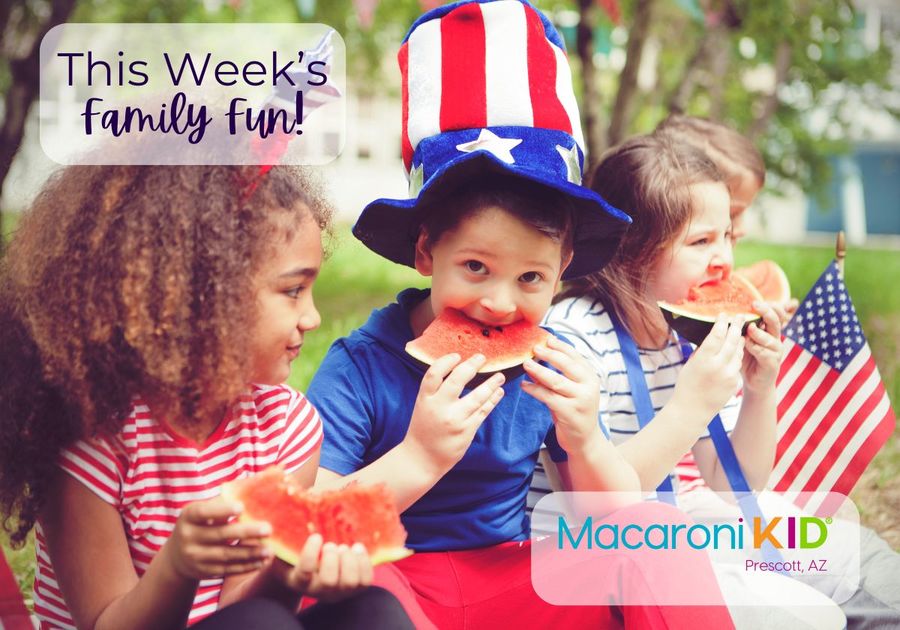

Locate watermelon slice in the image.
[734,259,791,304]
[658,275,763,345]
[405,308,551,373]
[221,467,412,566]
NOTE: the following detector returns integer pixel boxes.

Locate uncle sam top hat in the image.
[353,0,631,279]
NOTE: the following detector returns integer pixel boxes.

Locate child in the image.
[542,132,785,499]
[655,115,900,625]
[654,113,765,244]
[0,164,412,629]
[308,1,736,628]
[526,130,777,527]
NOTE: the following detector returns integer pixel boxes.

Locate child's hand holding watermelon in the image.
[162,496,275,580]
[266,534,373,603]
[740,301,785,395]
[671,314,746,428]
[161,495,374,603]
[520,337,602,455]
[403,352,506,474]
[520,337,639,492]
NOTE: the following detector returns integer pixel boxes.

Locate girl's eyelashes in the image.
[464,260,487,274]
[519,271,544,284]
[688,231,729,247]
[284,285,306,299]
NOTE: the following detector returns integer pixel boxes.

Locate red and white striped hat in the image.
[354,0,630,279]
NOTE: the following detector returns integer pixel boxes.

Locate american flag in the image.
[768,260,895,514]
[250,30,342,167]
[265,30,341,119]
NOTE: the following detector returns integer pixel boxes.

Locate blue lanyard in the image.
[607,306,785,568]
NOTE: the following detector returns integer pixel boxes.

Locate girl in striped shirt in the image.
[0,165,411,629]
[532,132,786,508]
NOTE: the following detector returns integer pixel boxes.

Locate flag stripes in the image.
[766,261,895,515]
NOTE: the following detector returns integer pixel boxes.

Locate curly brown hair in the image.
[0,164,332,546]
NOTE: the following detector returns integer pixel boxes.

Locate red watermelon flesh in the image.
[405,308,551,372]
[734,260,791,303]
[221,466,411,566]
[673,275,763,318]
[658,275,764,344]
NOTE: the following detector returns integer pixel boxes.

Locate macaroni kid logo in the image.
[531,493,860,606]
[558,515,833,551]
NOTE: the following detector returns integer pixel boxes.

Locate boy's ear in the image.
[414,231,434,276]
[553,250,574,292]
[558,250,574,282]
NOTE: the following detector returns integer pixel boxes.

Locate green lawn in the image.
[3,223,899,604]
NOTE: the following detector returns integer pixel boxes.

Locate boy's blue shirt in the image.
[307,288,568,551]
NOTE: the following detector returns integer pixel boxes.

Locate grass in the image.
[287,229,428,391]
[3,223,899,605]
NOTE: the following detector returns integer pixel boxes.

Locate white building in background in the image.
[317,92,407,221]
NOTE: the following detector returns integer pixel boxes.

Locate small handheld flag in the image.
[769,260,896,514]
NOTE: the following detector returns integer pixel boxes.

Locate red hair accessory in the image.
[239,131,294,202]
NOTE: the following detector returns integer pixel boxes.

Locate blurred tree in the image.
[305,0,421,95]
[3,0,896,232]
[0,0,210,254]
[565,0,898,200]
[0,0,77,256]
[0,0,421,240]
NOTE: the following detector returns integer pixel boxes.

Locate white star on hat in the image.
[556,143,582,184]
[408,163,424,198]
[456,129,522,165]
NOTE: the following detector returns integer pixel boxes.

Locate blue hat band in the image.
[409,127,585,199]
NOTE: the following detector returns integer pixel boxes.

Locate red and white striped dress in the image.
[33,384,323,629]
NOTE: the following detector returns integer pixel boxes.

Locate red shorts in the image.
[374,515,735,630]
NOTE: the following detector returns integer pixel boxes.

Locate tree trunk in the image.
[668,25,712,114]
[576,0,604,169]
[668,1,743,117]
[0,4,14,39]
[707,27,731,119]
[0,0,78,255]
[747,41,792,141]
[607,0,654,147]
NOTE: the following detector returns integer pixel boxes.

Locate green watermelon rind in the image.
[220,475,413,568]
[253,535,413,568]
[658,305,760,346]
[406,339,548,372]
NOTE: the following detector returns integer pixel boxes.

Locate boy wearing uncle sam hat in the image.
[308,1,734,627]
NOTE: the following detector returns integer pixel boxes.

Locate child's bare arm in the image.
[522,336,640,493]
[694,303,783,491]
[618,315,745,491]
[41,474,262,630]
[315,352,505,512]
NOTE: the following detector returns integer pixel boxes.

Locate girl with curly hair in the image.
[0,165,411,630]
